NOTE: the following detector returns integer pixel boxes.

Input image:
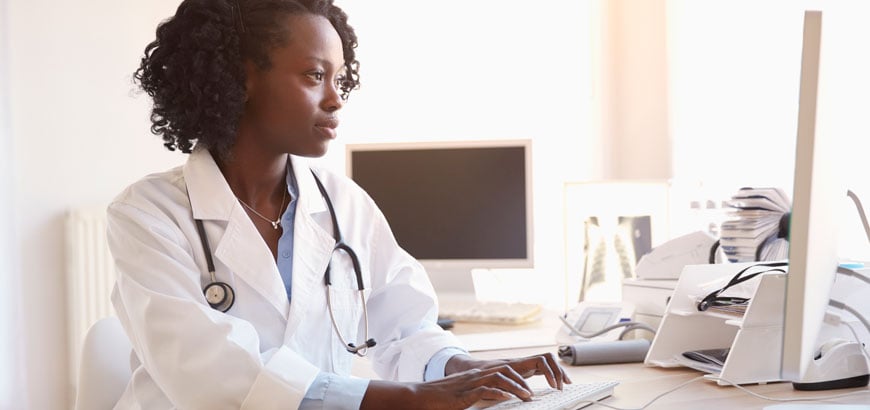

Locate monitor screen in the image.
[781,9,847,383]
[346,140,533,293]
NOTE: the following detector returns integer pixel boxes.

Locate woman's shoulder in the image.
[308,164,372,202]
[109,164,189,219]
[308,164,353,187]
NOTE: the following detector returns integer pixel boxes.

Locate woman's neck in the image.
[213,147,289,205]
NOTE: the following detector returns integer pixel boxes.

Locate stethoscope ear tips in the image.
[204,282,235,313]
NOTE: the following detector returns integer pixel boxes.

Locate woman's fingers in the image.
[468,368,533,401]
[531,355,559,390]
[535,352,571,389]
[479,364,532,389]
[462,386,513,403]
[495,353,572,390]
[411,353,579,409]
[547,352,573,385]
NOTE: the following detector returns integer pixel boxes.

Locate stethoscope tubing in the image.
[312,170,375,356]
[193,169,375,355]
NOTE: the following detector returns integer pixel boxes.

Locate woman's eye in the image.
[308,71,325,81]
[335,75,347,88]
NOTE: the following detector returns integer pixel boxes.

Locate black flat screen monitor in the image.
[346,140,533,293]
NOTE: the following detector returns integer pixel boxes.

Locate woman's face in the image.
[240,13,346,158]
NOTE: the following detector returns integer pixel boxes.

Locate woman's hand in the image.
[445,352,572,391]
[360,353,572,409]
[362,365,536,410]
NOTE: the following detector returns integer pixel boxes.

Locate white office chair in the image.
[74,316,132,410]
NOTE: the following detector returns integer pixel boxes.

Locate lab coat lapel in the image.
[184,149,290,319]
[215,207,291,319]
[284,157,335,334]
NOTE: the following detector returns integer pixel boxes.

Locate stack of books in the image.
[719,187,791,262]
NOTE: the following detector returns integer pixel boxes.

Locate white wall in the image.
[0,0,23,408]
[7,1,187,408]
[668,1,807,194]
[808,2,870,260]
[5,1,597,408]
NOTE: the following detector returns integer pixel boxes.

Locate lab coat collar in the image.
[287,154,328,216]
[185,148,236,221]
[183,149,328,219]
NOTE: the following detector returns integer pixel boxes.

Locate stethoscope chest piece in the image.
[204,281,235,312]
[195,219,235,313]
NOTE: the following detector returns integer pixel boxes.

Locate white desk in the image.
[353,313,870,409]
[474,346,869,409]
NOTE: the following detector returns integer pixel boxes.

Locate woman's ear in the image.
[243,60,257,102]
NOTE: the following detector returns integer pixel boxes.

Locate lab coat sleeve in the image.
[424,347,470,381]
[362,205,466,382]
[108,201,320,409]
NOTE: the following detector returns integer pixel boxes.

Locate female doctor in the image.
[110,0,570,408]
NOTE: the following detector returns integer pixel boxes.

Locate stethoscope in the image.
[193,170,377,356]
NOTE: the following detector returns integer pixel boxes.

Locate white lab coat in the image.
[108,148,462,409]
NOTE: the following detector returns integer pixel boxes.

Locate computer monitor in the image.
[781,10,867,389]
[346,139,533,294]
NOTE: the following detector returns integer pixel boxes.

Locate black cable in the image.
[709,240,720,264]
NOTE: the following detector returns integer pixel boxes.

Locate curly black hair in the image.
[133,0,360,158]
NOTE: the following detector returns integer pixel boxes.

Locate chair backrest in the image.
[74,316,132,410]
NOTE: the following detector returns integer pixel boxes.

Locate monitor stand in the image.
[791,340,869,391]
[765,342,868,409]
[424,265,476,297]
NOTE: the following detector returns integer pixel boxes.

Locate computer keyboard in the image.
[471,380,619,410]
[438,300,543,324]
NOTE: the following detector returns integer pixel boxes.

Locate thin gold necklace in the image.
[237,185,288,230]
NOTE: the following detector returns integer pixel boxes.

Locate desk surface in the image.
[458,315,869,409]
[353,313,870,409]
[475,346,869,409]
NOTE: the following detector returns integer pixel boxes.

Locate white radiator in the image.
[65,207,117,386]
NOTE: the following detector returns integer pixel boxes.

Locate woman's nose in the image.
[323,82,345,112]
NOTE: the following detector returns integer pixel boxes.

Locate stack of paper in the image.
[707,301,750,316]
[719,187,791,262]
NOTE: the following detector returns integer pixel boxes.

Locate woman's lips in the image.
[315,118,339,139]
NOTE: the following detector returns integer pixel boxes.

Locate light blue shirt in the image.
[277,163,465,409]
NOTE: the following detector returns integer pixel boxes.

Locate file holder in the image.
[644,261,786,385]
